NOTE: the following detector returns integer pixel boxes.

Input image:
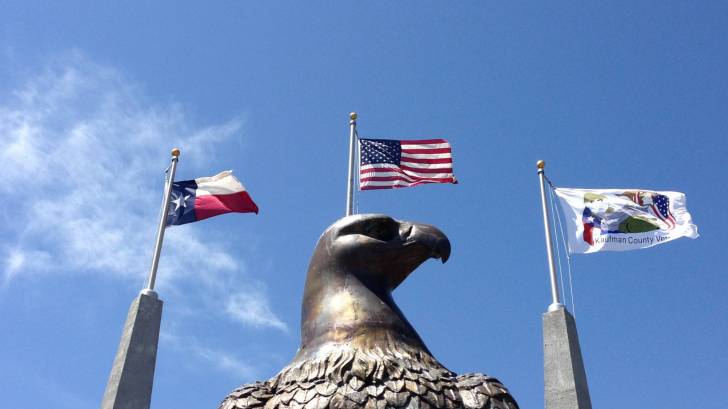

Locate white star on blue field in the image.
[1,2,727,409]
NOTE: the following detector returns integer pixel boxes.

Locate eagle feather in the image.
[220,215,518,409]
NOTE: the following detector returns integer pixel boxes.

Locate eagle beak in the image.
[406,223,451,264]
[436,238,451,264]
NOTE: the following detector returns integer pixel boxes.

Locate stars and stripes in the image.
[359,138,457,190]
[650,194,677,229]
[631,191,678,230]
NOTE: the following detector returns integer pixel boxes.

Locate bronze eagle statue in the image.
[220,214,518,409]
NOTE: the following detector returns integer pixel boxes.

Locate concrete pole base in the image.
[543,308,592,409]
[101,292,163,409]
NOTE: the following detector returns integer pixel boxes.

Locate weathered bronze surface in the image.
[220,214,518,409]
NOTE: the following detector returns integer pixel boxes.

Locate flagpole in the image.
[538,160,592,408]
[345,112,358,216]
[143,148,181,294]
[101,149,177,409]
[537,160,563,312]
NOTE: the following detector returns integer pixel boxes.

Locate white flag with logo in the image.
[554,188,698,254]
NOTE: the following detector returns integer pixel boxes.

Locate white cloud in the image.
[0,52,286,332]
[160,331,257,379]
[226,292,288,331]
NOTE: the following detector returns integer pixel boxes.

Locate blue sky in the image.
[1,2,726,408]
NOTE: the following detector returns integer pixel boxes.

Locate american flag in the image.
[632,191,677,229]
[650,194,677,229]
[359,138,457,190]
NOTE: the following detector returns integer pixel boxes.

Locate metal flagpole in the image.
[537,160,564,312]
[143,147,181,295]
[101,148,179,409]
[345,112,358,216]
[538,160,592,409]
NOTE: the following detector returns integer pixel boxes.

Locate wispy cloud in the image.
[160,331,257,379]
[226,292,288,331]
[0,51,287,332]
[1,248,51,285]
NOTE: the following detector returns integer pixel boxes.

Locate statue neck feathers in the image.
[294,251,431,363]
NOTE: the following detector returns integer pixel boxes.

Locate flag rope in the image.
[145,170,170,290]
[546,176,577,316]
[547,182,567,309]
[553,187,577,317]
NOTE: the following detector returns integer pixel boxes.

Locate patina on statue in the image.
[220,214,518,409]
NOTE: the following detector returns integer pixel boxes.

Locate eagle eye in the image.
[363,220,398,241]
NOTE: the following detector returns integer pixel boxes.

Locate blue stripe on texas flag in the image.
[166,180,198,226]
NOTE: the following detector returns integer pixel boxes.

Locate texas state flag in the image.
[166,171,258,226]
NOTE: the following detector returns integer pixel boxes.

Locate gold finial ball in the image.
[349,112,358,121]
[536,160,545,169]
[171,148,181,157]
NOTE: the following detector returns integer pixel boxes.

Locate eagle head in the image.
[314,214,450,290]
[296,214,450,361]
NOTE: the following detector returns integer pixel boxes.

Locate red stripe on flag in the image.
[194,192,259,221]
[360,179,450,190]
[360,168,425,180]
[583,224,594,245]
[399,157,452,164]
[399,164,454,174]
[361,185,408,190]
[399,139,448,144]
[360,175,455,183]
[360,167,389,174]
[650,204,676,229]
[360,166,453,175]
[401,147,452,154]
